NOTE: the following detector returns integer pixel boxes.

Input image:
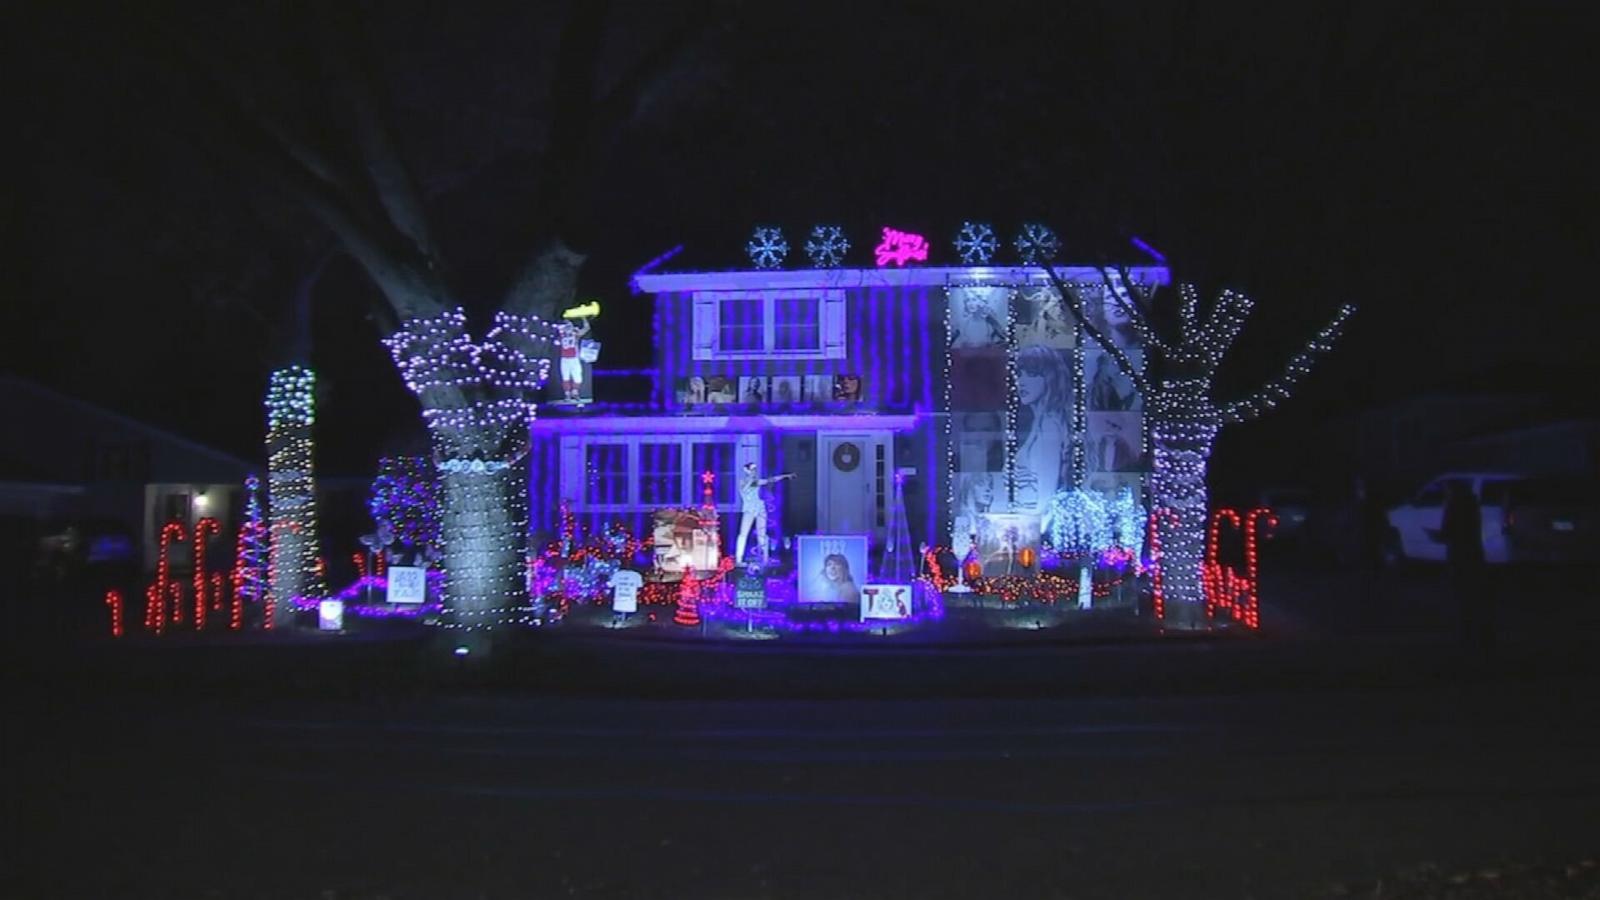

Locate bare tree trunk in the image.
[1147,377,1220,630]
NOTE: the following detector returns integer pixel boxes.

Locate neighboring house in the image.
[0,376,255,570]
[527,261,1161,562]
[1443,419,1600,478]
[1319,392,1562,494]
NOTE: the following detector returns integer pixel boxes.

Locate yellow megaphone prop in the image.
[562,301,600,319]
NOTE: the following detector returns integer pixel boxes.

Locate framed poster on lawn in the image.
[796,535,868,604]
[861,583,912,621]
[387,566,427,604]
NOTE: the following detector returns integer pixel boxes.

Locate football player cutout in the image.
[557,316,591,402]
[734,461,794,565]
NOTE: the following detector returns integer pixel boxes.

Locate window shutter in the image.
[692,295,716,360]
[560,438,583,509]
[821,291,847,359]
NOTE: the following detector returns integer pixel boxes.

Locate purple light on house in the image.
[1130,235,1167,263]
[630,245,684,294]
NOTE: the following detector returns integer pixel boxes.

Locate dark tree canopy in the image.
[7,1,1594,473]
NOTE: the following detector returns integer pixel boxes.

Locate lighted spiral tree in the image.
[232,474,269,629]
[265,366,325,610]
[1039,266,1354,630]
[383,308,553,632]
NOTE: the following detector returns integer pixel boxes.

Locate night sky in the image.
[6,2,1595,478]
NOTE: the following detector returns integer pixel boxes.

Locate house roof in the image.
[633,264,1170,294]
[1449,417,1600,448]
[0,375,256,478]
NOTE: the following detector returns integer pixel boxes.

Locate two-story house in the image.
[526,259,1164,579]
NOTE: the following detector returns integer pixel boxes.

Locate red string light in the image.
[192,517,220,631]
[105,590,123,638]
[144,521,186,635]
[230,569,245,631]
[674,568,701,626]
[1147,508,1180,622]
[1200,507,1275,630]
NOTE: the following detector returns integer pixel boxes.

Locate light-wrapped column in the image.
[266,366,325,614]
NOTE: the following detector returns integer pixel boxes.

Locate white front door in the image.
[818,433,887,539]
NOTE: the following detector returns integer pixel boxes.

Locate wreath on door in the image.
[832,441,861,472]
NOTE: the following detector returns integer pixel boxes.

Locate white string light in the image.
[265,365,325,610]
[1042,266,1354,629]
[382,307,556,631]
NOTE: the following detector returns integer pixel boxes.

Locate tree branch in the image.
[1039,266,1151,395]
[1102,265,1173,357]
[163,28,447,325]
[312,4,448,277]
[591,4,719,134]
[1221,303,1356,423]
[1201,288,1255,363]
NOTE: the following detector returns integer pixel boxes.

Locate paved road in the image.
[10,670,1599,899]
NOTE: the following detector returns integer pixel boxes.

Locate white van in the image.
[1386,472,1527,564]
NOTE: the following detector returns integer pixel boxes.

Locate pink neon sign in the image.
[873,227,929,267]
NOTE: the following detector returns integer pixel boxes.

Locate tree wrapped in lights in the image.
[266,366,325,611]
[383,309,552,630]
[1039,266,1354,629]
[182,6,715,639]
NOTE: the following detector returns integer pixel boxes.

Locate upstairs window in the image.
[718,298,766,352]
[693,290,845,360]
[774,295,822,351]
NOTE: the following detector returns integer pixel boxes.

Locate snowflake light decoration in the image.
[745,226,790,269]
[953,221,999,265]
[803,225,850,267]
[1014,223,1062,265]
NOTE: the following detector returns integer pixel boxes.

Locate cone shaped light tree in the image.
[1040,266,1354,630]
